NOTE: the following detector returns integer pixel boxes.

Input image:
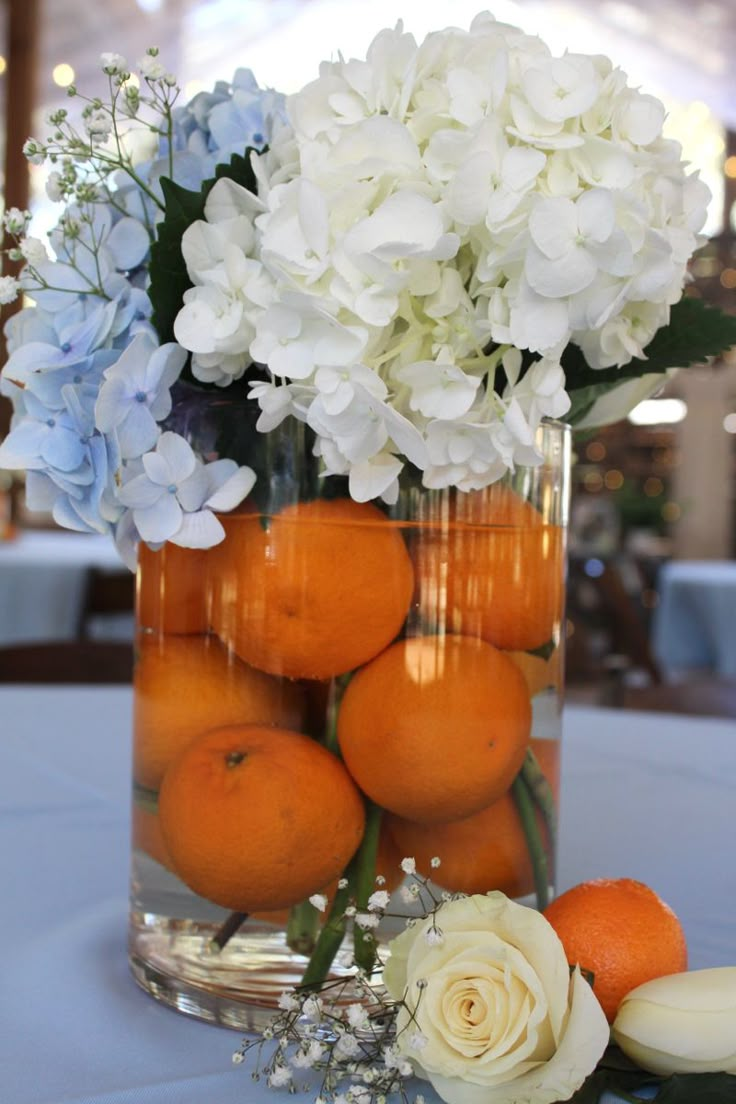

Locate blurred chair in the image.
[0,641,133,683]
[76,567,135,641]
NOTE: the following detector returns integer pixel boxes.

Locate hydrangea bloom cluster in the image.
[0,14,716,549]
[0,51,284,563]
[172,12,709,502]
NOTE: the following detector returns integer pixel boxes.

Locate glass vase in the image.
[128,387,570,1030]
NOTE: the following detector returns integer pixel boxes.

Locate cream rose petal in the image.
[425,969,609,1104]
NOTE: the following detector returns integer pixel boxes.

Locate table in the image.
[0,530,127,645]
[1,688,734,1104]
[653,560,736,679]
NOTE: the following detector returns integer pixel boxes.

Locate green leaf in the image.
[569,1049,736,1104]
[654,1073,736,1103]
[565,380,636,426]
[148,148,261,348]
[562,298,736,393]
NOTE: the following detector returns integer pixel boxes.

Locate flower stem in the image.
[351,802,383,975]
[299,801,382,989]
[521,747,558,850]
[511,773,549,911]
[299,881,351,990]
[208,910,249,953]
[287,899,321,956]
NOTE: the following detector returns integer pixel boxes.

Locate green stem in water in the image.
[324,672,353,754]
[299,801,383,989]
[351,802,383,976]
[521,747,558,851]
[300,879,352,991]
[511,773,549,911]
[287,899,321,956]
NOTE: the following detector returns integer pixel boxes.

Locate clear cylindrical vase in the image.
[128,389,570,1030]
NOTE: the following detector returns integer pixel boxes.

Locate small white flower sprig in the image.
[23,48,179,226]
[232,862,611,1104]
[232,860,449,1104]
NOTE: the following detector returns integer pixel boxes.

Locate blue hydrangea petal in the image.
[94,375,128,432]
[118,472,164,509]
[40,424,87,472]
[141,451,173,487]
[134,494,182,543]
[173,509,225,548]
[117,401,159,459]
[157,432,196,481]
[106,217,151,270]
[176,465,210,511]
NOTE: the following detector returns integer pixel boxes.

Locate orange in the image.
[133,634,304,790]
[158,724,366,913]
[137,542,210,634]
[337,634,531,823]
[387,738,559,898]
[543,878,688,1023]
[209,499,414,679]
[414,485,564,652]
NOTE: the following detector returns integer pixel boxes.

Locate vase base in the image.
[128,911,363,1032]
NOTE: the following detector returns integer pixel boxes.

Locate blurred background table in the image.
[0,530,133,645]
[653,560,736,679]
[1,686,734,1104]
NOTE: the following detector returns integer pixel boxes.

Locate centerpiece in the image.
[2,11,736,1101]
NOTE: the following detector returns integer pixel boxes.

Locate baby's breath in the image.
[233,864,448,1104]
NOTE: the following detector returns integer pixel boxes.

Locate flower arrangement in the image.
[1,14,735,556]
[230,866,736,1104]
[3,14,736,1104]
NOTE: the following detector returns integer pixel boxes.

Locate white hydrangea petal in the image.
[526,245,598,298]
[348,453,403,502]
[203,177,265,224]
[173,298,218,354]
[529,198,577,259]
[576,189,615,244]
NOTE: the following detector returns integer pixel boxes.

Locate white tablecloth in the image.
[0,531,126,645]
[1,688,734,1104]
[653,560,736,679]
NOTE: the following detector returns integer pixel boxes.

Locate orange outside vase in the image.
[128,392,570,1029]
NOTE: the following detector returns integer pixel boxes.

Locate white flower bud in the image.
[22,139,45,165]
[19,237,48,266]
[138,54,166,80]
[0,276,21,305]
[612,968,736,1076]
[101,52,128,75]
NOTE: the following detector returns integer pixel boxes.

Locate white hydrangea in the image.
[172,11,709,499]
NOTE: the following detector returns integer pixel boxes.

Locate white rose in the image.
[612,968,736,1076]
[383,893,610,1104]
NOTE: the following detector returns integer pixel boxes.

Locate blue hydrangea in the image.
[0,70,283,547]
